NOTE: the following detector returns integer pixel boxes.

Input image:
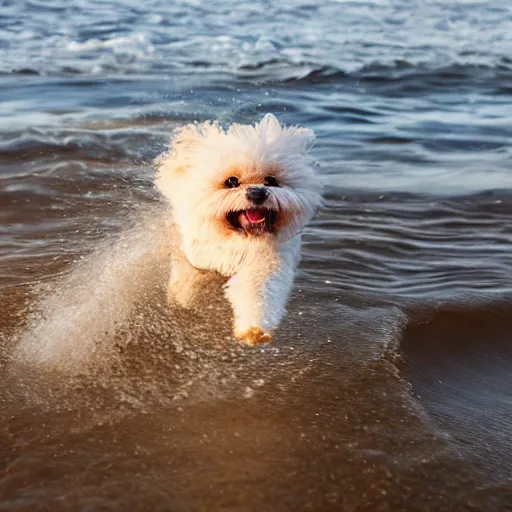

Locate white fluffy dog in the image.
[155,113,322,345]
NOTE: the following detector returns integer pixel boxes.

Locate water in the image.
[1,0,512,509]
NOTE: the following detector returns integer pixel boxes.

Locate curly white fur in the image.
[155,113,322,345]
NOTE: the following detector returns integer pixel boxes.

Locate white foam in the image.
[66,34,151,52]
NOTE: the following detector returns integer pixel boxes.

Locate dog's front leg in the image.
[224,239,300,345]
[167,251,216,309]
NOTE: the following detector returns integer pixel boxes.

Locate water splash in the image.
[13,207,172,371]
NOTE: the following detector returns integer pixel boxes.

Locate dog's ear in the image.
[155,121,225,196]
[156,121,224,173]
[154,123,199,197]
[155,124,197,176]
[258,113,315,153]
[257,113,283,141]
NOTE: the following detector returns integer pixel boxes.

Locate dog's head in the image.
[156,114,323,242]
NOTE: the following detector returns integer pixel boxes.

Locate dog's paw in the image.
[236,326,273,346]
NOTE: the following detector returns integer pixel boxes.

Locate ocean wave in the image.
[3,61,512,101]
[278,60,512,90]
[66,34,152,53]
[2,0,512,82]
[400,300,512,476]
[303,190,512,299]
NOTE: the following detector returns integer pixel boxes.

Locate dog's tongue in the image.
[245,209,266,224]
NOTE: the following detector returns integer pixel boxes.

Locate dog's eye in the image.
[264,175,279,187]
[224,176,240,188]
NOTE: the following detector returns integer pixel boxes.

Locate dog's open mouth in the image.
[227,208,279,234]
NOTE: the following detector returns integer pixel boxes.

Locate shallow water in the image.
[1,0,512,510]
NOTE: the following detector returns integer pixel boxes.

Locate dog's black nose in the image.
[246,186,269,205]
